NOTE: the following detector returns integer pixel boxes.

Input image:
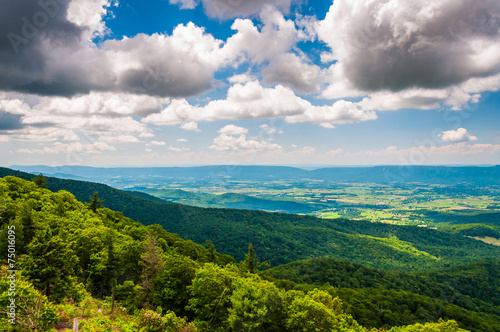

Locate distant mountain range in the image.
[9,164,500,185]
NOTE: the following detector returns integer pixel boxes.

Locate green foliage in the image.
[19,223,85,302]
[263,258,500,314]
[86,191,104,213]
[31,173,48,189]
[388,319,468,331]
[0,267,59,331]
[0,175,497,332]
[187,263,238,331]
[136,309,188,332]
[2,168,498,270]
[283,289,365,332]
[227,276,284,332]
[150,252,199,317]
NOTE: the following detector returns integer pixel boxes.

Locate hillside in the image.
[1,175,500,331]
[1,167,499,271]
[136,187,320,213]
[262,258,500,315]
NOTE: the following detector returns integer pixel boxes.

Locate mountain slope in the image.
[138,188,320,213]
[2,174,499,332]
[1,167,499,270]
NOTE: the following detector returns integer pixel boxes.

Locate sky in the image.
[0,0,499,167]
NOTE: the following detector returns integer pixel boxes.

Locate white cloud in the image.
[105,23,232,97]
[1,10,237,98]
[439,128,478,143]
[296,14,317,42]
[285,100,377,124]
[98,135,140,143]
[142,81,377,126]
[224,6,298,64]
[16,141,115,155]
[168,146,191,152]
[218,125,248,135]
[229,73,256,84]
[316,0,500,93]
[210,134,282,151]
[200,0,293,19]
[320,123,335,129]
[177,138,188,142]
[147,141,167,147]
[0,93,154,146]
[67,0,116,40]
[5,128,79,143]
[31,92,167,117]
[259,124,276,135]
[169,0,198,10]
[262,53,321,93]
[180,121,200,131]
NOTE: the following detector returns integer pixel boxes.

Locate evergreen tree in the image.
[31,173,48,188]
[86,191,104,213]
[243,244,269,273]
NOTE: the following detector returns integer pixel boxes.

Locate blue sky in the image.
[0,0,499,166]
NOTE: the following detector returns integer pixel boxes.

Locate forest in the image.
[0,173,499,331]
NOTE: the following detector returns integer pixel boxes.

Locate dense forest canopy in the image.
[0,174,499,331]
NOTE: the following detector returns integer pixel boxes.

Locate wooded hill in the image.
[1,167,499,271]
[1,175,499,331]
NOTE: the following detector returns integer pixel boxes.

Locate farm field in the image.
[130,179,500,228]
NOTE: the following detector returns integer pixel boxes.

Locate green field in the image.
[132,181,500,229]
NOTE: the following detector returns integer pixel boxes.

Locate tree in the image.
[227,276,285,332]
[187,263,239,331]
[242,244,269,273]
[19,225,84,302]
[206,240,216,263]
[31,173,47,189]
[141,234,165,298]
[86,191,104,213]
[0,267,59,331]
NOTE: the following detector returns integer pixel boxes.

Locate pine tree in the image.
[86,191,104,213]
[32,173,48,188]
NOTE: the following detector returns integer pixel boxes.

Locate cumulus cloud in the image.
[439,128,478,143]
[168,145,190,152]
[316,0,500,92]
[0,0,236,98]
[180,121,200,131]
[142,81,376,126]
[169,0,198,10]
[170,0,293,19]
[0,94,153,144]
[105,23,231,98]
[229,73,256,84]
[147,141,167,147]
[285,100,377,124]
[17,141,115,155]
[218,124,248,135]
[262,53,321,93]
[210,133,282,151]
[224,6,297,64]
[67,0,116,40]
[29,92,167,117]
